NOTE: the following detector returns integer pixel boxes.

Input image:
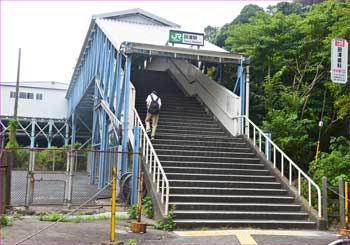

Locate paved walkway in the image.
[1,214,340,245]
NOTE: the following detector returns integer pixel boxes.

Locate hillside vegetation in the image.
[205,1,350,185]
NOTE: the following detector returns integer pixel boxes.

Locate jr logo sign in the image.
[169,31,183,43]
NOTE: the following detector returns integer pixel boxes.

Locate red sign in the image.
[335,39,345,47]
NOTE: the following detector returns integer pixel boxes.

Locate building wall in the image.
[1,82,68,119]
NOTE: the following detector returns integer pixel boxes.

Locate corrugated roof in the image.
[96,18,228,53]
[92,8,181,28]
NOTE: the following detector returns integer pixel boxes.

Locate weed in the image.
[155,205,176,231]
[127,204,138,220]
[0,214,12,227]
[142,196,154,219]
[39,212,128,223]
[124,239,137,245]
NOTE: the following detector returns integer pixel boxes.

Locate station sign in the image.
[331,39,348,84]
[169,30,204,46]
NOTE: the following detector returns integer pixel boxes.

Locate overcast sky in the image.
[1,1,279,83]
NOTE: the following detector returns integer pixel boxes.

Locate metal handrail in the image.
[132,108,170,215]
[238,115,322,217]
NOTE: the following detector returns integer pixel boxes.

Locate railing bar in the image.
[289,161,292,185]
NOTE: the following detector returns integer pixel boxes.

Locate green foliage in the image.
[155,205,176,231]
[217,1,350,180]
[124,239,137,245]
[39,212,128,223]
[142,196,154,219]
[310,137,350,186]
[6,119,19,149]
[1,214,12,226]
[35,147,67,171]
[127,204,138,220]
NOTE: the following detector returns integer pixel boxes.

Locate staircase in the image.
[132,70,317,229]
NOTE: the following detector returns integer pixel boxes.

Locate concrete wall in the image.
[1,82,68,119]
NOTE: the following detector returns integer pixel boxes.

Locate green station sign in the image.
[169,30,204,46]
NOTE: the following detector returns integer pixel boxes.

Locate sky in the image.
[1,1,279,83]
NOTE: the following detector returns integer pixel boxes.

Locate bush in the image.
[155,205,176,231]
[142,196,154,219]
[310,136,350,186]
[1,214,12,226]
[127,204,138,220]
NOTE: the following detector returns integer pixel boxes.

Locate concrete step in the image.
[174,219,317,229]
[138,112,209,120]
[169,180,281,189]
[152,139,246,148]
[169,186,288,196]
[156,149,255,158]
[163,166,268,176]
[136,106,207,114]
[168,194,294,203]
[154,134,234,142]
[165,173,275,182]
[155,144,251,153]
[173,210,309,220]
[156,120,219,128]
[170,202,301,212]
[161,161,265,169]
[155,125,224,134]
[158,154,260,163]
[155,128,227,137]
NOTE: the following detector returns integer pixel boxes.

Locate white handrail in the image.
[238,115,322,217]
[132,108,170,215]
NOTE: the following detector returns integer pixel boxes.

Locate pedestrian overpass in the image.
[66,8,325,229]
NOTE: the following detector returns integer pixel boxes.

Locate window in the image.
[27,93,34,99]
[19,92,26,99]
[10,91,16,98]
[18,92,34,99]
[36,93,43,100]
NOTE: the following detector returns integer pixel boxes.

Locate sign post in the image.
[331,39,348,84]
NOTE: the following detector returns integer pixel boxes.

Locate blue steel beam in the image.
[131,126,140,204]
[121,55,132,176]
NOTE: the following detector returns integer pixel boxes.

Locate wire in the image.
[15,178,115,245]
[327,185,349,202]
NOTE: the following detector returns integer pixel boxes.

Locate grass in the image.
[124,239,137,245]
[40,212,129,223]
[0,214,13,227]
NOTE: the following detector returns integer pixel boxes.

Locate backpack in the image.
[148,96,160,115]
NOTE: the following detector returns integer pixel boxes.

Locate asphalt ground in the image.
[0,214,341,245]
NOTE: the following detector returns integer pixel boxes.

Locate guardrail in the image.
[132,108,170,215]
[238,115,322,217]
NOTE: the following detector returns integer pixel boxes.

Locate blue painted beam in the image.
[121,55,132,176]
[131,126,140,204]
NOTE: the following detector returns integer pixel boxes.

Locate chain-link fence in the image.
[2,148,131,207]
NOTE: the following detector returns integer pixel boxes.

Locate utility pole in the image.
[6,48,21,208]
[14,48,21,120]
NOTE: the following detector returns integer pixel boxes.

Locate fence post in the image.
[339,177,345,227]
[321,176,328,221]
[25,149,35,207]
[67,150,74,205]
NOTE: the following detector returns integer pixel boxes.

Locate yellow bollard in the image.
[110,167,117,242]
[315,140,320,161]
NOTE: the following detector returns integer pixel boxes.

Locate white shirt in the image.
[146,93,162,109]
